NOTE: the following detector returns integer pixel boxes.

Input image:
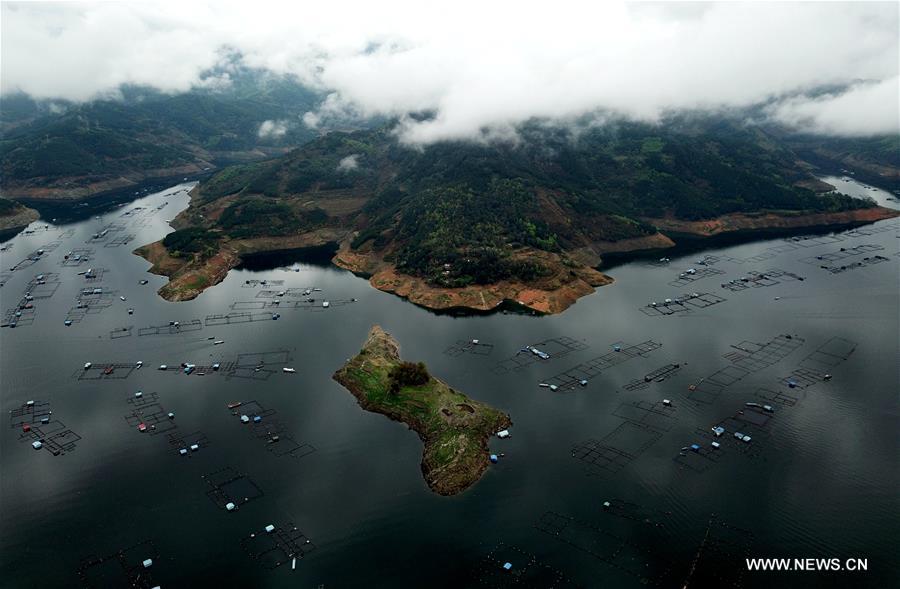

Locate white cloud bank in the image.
[336,154,360,172]
[258,119,289,138]
[2,1,897,142]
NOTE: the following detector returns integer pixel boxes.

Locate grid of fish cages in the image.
[717,239,806,264]
[124,400,178,436]
[167,431,210,457]
[571,439,634,475]
[622,363,683,392]
[73,290,118,314]
[205,311,278,325]
[266,298,357,312]
[228,350,292,377]
[105,234,136,247]
[1,306,36,328]
[227,400,316,459]
[798,243,884,265]
[19,420,81,456]
[229,301,276,310]
[126,391,160,406]
[110,326,133,339]
[57,228,76,239]
[687,335,804,404]
[798,336,857,372]
[682,292,727,309]
[26,274,62,299]
[680,518,754,588]
[119,206,148,219]
[612,401,678,432]
[639,298,691,316]
[467,542,577,588]
[534,511,678,586]
[241,523,316,571]
[668,267,725,287]
[821,254,891,274]
[76,539,161,589]
[600,500,674,531]
[714,414,772,447]
[543,340,663,391]
[87,223,126,243]
[255,287,311,298]
[673,435,725,473]
[784,232,848,247]
[82,267,107,281]
[9,400,53,427]
[754,387,799,408]
[719,269,802,291]
[686,380,725,405]
[779,367,828,389]
[725,334,805,372]
[61,248,94,266]
[491,336,589,375]
[228,400,277,423]
[203,467,265,510]
[572,421,662,476]
[77,363,137,380]
[695,254,724,266]
[443,340,495,357]
[138,319,203,336]
[7,243,60,272]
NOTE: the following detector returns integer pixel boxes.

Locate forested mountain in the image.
[176,117,879,288]
[0,71,324,197]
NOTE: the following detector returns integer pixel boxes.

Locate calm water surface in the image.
[1,178,898,588]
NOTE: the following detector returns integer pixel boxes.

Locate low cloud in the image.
[768,78,900,137]
[336,154,360,172]
[257,119,289,138]
[2,2,897,141]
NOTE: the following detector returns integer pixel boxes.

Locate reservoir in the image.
[1,178,897,588]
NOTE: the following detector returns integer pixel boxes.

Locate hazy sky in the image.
[2,1,897,142]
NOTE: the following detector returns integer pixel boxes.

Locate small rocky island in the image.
[333,326,512,495]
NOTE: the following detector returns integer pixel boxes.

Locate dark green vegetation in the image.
[389,361,430,393]
[785,134,900,190]
[0,70,324,192]
[161,227,220,259]
[0,197,21,215]
[192,117,878,287]
[218,198,327,239]
[334,326,511,495]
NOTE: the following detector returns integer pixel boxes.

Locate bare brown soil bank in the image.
[645,207,899,237]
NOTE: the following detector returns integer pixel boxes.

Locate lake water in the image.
[1,178,898,588]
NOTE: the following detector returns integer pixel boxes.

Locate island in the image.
[333,326,512,495]
[134,122,900,313]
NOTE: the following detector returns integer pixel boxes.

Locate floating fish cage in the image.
[542,340,662,391]
[76,539,161,589]
[491,336,589,375]
[203,467,264,510]
[241,522,316,570]
[443,340,495,358]
[138,319,203,336]
[77,363,137,381]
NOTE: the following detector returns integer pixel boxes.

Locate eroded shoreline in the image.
[134,205,899,313]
